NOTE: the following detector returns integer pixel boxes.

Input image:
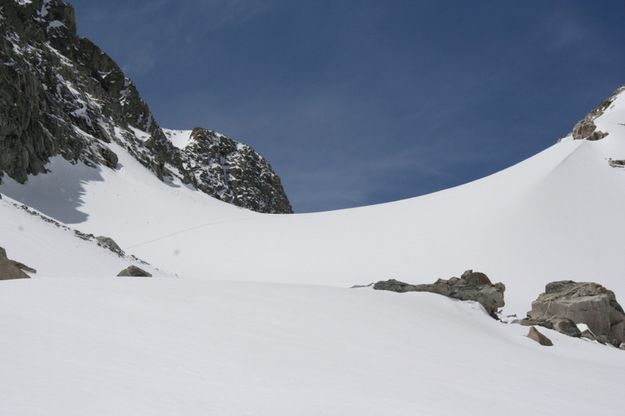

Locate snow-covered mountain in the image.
[2,77,624,415]
[3,83,624,312]
[2,1,625,415]
[0,0,291,213]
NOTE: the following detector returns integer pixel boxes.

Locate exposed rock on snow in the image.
[373,270,505,319]
[522,281,625,347]
[570,86,624,141]
[522,315,582,338]
[117,265,152,277]
[527,326,553,346]
[350,282,374,289]
[0,0,291,213]
[0,246,36,280]
[96,236,124,256]
[571,119,608,141]
[608,159,625,168]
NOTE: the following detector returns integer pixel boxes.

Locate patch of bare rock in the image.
[0,247,36,280]
[117,265,152,277]
[527,326,553,346]
[569,86,624,141]
[373,270,505,319]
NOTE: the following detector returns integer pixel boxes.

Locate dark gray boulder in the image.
[522,281,625,347]
[527,326,553,346]
[373,270,505,319]
[0,246,36,280]
[117,265,152,277]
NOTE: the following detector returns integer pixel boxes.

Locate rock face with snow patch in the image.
[0,0,291,213]
[523,281,625,347]
[176,128,292,214]
[373,270,505,319]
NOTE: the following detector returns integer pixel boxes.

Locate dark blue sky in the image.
[70,0,625,212]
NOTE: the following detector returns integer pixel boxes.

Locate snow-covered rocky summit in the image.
[165,128,292,214]
[0,0,291,213]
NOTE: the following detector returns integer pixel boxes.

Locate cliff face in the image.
[0,0,292,213]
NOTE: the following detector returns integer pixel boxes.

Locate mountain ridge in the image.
[0,0,292,213]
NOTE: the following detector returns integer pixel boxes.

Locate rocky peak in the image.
[0,0,291,213]
[173,127,292,213]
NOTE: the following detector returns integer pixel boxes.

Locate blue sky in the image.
[70,0,625,212]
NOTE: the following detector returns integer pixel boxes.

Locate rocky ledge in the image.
[373,270,505,319]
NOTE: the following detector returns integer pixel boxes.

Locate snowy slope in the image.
[1,85,625,416]
[3,4,625,414]
[2,278,624,416]
[3,90,625,314]
[0,195,166,278]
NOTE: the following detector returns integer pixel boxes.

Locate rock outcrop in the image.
[96,236,125,257]
[569,86,624,141]
[527,326,553,346]
[178,128,292,214]
[373,270,505,319]
[0,0,291,213]
[117,265,152,277]
[522,281,625,347]
[608,159,625,168]
[0,246,36,280]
